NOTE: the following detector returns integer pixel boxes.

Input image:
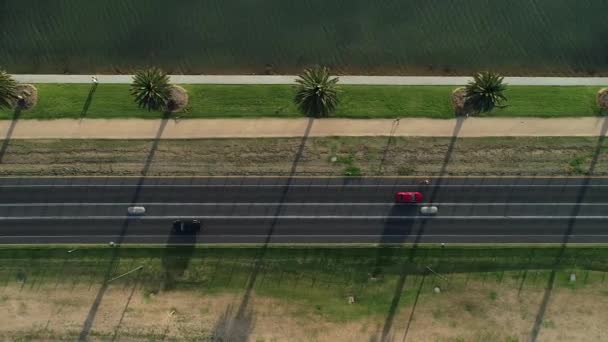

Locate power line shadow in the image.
[377,120,400,174]
[78,114,170,341]
[225,118,314,335]
[401,273,427,342]
[375,117,465,342]
[80,83,98,118]
[110,268,142,342]
[0,107,22,164]
[529,117,608,341]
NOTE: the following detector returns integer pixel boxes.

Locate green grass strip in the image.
[0,84,604,120]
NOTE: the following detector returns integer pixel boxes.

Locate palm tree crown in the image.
[294,66,339,117]
[0,70,17,110]
[464,71,507,114]
[130,67,171,111]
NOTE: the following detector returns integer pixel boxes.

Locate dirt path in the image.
[1,117,607,139]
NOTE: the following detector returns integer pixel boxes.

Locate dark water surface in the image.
[1,0,607,75]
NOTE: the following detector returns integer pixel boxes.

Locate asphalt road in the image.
[1,177,608,244]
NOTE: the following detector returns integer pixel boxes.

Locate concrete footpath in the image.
[12,74,608,86]
[1,117,607,139]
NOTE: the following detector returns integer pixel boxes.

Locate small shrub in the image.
[336,155,355,165]
[432,307,444,320]
[344,166,362,177]
[541,319,556,329]
[397,166,414,175]
[568,155,588,174]
[463,301,476,313]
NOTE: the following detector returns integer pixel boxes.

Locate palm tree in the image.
[130,67,171,111]
[294,66,339,117]
[464,71,507,114]
[0,70,17,110]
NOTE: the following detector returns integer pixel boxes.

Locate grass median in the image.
[0,245,606,340]
[0,84,604,120]
[0,136,606,176]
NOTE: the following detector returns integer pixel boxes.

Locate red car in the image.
[395,191,424,203]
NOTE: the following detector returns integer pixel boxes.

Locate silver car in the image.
[127,206,146,215]
[420,206,438,215]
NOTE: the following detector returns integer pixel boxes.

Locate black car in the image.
[172,219,201,234]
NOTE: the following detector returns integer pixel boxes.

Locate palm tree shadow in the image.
[80,83,98,118]
[371,204,418,342]
[161,230,196,291]
[375,117,465,342]
[78,113,171,341]
[217,118,314,336]
[0,107,22,164]
[138,112,170,178]
[210,304,254,341]
[529,117,608,341]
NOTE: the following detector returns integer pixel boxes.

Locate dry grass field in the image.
[0,136,606,177]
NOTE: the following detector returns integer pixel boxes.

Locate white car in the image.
[420,206,438,215]
[127,206,146,215]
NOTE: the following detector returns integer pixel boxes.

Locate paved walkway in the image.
[1,118,607,139]
[12,74,608,86]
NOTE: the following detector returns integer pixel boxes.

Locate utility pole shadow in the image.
[529,117,608,341]
[0,107,22,164]
[80,83,98,118]
[78,113,170,341]
[401,273,427,342]
[377,119,400,174]
[375,117,465,342]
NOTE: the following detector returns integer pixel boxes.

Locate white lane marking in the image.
[1,202,608,207]
[1,184,608,188]
[0,215,608,220]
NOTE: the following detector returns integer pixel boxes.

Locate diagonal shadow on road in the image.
[375,116,465,342]
[212,118,315,339]
[529,116,608,341]
[78,113,170,341]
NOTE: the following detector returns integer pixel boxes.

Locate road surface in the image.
[1,177,607,244]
